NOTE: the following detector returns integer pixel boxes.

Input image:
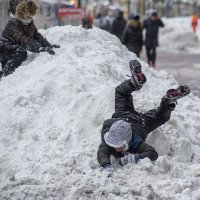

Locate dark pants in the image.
[146,46,156,67]
[113,79,172,141]
[0,45,27,76]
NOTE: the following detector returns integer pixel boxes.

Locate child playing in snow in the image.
[0,0,60,77]
[97,60,190,173]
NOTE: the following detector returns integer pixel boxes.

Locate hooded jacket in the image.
[1,0,51,51]
[122,19,143,54]
[143,17,164,48]
[111,12,127,42]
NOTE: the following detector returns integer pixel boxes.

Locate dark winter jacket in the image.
[97,79,172,167]
[111,14,127,42]
[1,19,51,51]
[143,18,164,48]
[122,19,143,56]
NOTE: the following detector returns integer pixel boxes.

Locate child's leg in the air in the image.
[113,60,146,118]
[142,85,190,141]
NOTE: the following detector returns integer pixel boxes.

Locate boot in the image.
[129,60,146,90]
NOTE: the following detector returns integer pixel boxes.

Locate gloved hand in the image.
[27,40,41,53]
[39,47,55,55]
[119,153,141,167]
[41,38,60,49]
[102,163,114,177]
[103,163,113,172]
[51,44,60,48]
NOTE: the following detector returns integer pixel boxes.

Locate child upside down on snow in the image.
[97,60,190,173]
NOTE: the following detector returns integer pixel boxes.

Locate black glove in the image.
[26,40,41,53]
[102,163,114,177]
[41,38,60,49]
[51,44,60,48]
[118,153,141,167]
[39,47,55,55]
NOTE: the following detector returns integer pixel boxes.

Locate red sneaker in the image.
[129,60,146,88]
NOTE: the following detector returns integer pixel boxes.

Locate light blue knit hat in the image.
[104,120,132,148]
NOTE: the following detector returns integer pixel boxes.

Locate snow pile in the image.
[0,26,200,200]
[159,17,200,53]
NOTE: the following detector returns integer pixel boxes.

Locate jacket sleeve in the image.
[32,23,52,48]
[111,20,116,34]
[139,29,143,49]
[136,141,158,161]
[158,19,164,27]
[97,142,112,167]
[121,28,128,45]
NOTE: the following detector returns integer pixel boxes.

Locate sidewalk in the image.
[140,49,200,97]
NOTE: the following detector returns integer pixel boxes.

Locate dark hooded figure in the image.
[111,11,127,42]
[143,11,164,67]
[0,0,60,77]
[122,14,143,57]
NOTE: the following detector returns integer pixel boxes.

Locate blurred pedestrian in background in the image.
[111,10,127,42]
[101,15,112,33]
[82,11,94,29]
[122,14,143,57]
[143,11,164,67]
[94,13,104,29]
[191,13,198,33]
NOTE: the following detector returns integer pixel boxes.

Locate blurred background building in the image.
[0,0,200,31]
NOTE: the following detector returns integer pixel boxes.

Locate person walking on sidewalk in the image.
[122,14,143,57]
[191,13,198,33]
[111,10,127,42]
[97,60,190,173]
[143,11,164,67]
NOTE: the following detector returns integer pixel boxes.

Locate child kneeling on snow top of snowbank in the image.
[97,60,190,173]
[0,0,60,77]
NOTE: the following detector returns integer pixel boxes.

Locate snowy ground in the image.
[159,17,200,53]
[0,19,200,200]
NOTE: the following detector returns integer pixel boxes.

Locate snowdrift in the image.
[159,17,200,53]
[0,26,200,200]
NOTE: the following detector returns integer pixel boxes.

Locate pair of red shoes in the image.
[129,60,190,100]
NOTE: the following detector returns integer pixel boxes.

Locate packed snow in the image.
[159,17,200,53]
[0,23,200,200]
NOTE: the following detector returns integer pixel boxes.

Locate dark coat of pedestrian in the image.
[122,15,143,57]
[0,0,59,77]
[143,12,164,67]
[111,11,127,42]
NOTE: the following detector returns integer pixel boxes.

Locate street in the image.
[141,49,200,97]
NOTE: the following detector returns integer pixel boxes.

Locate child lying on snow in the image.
[0,0,60,77]
[97,60,190,173]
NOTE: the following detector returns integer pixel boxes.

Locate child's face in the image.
[114,144,126,152]
[23,12,32,19]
